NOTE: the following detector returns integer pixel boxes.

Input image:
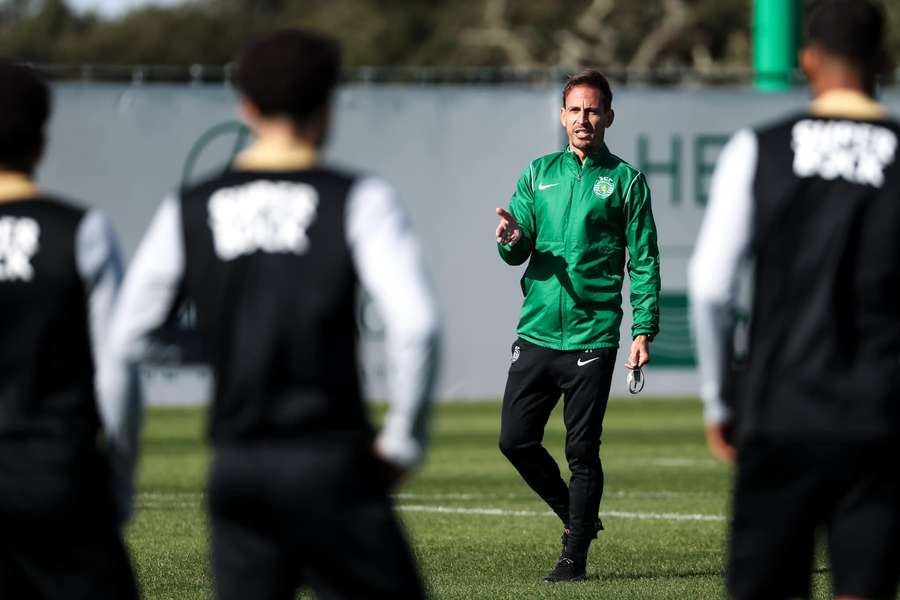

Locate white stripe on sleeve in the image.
[77,209,139,450]
[75,209,143,452]
[346,177,440,468]
[107,195,185,363]
[75,209,136,524]
[75,209,124,378]
[100,195,185,453]
[688,128,757,425]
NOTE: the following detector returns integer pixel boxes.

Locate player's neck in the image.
[810,66,872,101]
[235,130,319,172]
[810,71,885,121]
[571,147,587,164]
[0,170,38,203]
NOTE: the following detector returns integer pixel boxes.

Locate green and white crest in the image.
[593,176,615,199]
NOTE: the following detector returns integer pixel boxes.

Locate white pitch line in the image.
[394,490,687,501]
[397,504,724,522]
[136,490,692,504]
[399,505,545,517]
[602,510,725,522]
[135,502,725,522]
[394,492,510,501]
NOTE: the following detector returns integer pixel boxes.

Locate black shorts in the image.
[729,437,900,600]
[209,441,425,600]
[0,518,137,600]
[0,443,138,600]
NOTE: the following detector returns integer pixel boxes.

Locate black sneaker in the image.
[543,555,586,583]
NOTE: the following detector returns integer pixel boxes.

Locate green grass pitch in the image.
[129,399,854,599]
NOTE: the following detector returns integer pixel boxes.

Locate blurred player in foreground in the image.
[106,30,440,599]
[495,69,660,582]
[0,62,139,598]
[690,1,900,598]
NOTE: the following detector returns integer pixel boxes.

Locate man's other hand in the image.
[625,334,651,369]
[495,208,522,246]
[705,422,737,464]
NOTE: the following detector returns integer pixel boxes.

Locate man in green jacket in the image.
[495,69,660,582]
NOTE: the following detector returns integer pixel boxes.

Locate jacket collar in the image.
[564,142,609,167]
[0,172,39,204]
[811,89,887,121]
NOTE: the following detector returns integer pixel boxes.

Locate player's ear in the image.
[605,109,615,128]
[239,96,261,125]
[559,105,567,128]
[799,46,820,82]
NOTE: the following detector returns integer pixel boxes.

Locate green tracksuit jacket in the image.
[498,144,660,350]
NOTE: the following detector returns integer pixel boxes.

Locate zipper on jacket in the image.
[560,151,585,347]
[559,172,578,347]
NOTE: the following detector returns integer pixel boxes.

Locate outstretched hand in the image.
[495,208,522,246]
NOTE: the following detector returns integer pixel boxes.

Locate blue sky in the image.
[66,0,188,18]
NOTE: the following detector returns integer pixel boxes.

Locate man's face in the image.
[560,85,613,155]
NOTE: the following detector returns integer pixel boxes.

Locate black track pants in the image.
[499,337,616,557]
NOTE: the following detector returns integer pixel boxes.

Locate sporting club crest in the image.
[593,176,615,198]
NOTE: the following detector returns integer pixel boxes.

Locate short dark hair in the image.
[805,0,889,76]
[235,29,341,126]
[562,69,613,112]
[0,62,50,174]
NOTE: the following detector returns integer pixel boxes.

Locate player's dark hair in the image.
[562,69,613,112]
[235,29,341,129]
[0,62,50,175]
[805,0,890,82]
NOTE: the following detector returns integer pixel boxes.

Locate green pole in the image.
[753,0,799,91]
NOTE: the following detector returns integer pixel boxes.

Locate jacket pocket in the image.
[569,244,623,304]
